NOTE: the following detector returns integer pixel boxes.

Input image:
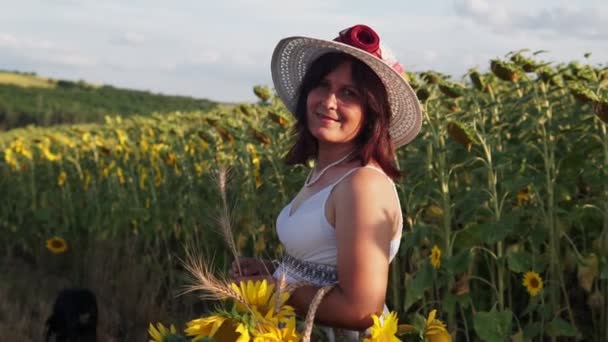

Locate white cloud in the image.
[113,31,145,46]
[0,31,97,68]
[46,53,97,67]
[2,1,607,102]
[454,0,608,40]
[189,51,222,65]
[0,32,54,50]
[455,0,509,26]
[0,32,18,47]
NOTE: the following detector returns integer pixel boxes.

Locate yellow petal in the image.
[235,323,251,342]
[427,310,437,325]
[148,323,162,342]
[231,282,243,297]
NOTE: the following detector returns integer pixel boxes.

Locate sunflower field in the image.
[1,51,607,341]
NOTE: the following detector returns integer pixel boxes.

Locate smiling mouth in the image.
[317,113,339,122]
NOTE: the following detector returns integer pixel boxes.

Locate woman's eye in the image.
[341,88,357,98]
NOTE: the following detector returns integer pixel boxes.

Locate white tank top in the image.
[274,165,403,285]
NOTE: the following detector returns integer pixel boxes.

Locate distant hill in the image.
[0,70,218,131]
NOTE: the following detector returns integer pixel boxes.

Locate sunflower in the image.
[230,279,294,322]
[194,163,204,177]
[424,310,451,342]
[39,143,62,162]
[57,171,67,187]
[517,187,530,207]
[363,311,400,342]
[185,315,228,339]
[430,245,441,269]
[4,148,18,170]
[46,237,68,254]
[116,167,126,185]
[185,315,249,342]
[522,271,543,297]
[252,317,300,342]
[148,322,177,342]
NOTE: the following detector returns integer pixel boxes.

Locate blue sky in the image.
[1,0,607,102]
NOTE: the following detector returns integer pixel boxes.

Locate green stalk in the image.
[600,121,608,342]
[390,256,400,314]
[477,129,505,311]
[423,102,455,330]
[539,85,577,339]
[438,133,452,259]
[459,304,471,342]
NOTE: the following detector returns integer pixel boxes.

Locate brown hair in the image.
[284,52,401,179]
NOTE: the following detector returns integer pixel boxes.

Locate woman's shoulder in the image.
[335,163,397,200]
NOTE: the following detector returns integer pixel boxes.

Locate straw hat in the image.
[271,24,423,148]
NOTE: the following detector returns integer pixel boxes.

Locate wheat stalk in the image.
[178,247,252,312]
[212,166,242,275]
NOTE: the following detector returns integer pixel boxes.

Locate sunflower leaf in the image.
[403,263,433,311]
[444,249,472,275]
[507,250,533,273]
[547,317,578,338]
[523,322,542,340]
[473,308,513,342]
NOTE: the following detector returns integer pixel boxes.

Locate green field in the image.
[0,71,57,89]
[0,70,218,131]
[1,52,608,341]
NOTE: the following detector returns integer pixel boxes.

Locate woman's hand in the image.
[229,257,276,283]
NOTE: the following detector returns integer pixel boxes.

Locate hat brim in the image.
[271,36,423,148]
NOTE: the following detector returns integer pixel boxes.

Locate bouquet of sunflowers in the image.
[148,256,451,342]
[148,169,452,341]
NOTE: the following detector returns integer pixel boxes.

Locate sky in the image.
[1,0,607,103]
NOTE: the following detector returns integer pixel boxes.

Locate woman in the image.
[231,24,422,340]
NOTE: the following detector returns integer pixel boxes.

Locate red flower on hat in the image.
[334,24,381,59]
[334,24,405,75]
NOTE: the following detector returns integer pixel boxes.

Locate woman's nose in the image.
[320,91,338,110]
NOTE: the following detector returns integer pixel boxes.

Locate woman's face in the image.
[305,61,365,147]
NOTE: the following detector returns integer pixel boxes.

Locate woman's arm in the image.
[287,168,398,331]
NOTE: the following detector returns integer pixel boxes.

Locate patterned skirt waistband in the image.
[276,254,338,287]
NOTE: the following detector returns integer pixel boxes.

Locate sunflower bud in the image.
[587,291,605,311]
[205,117,218,127]
[421,71,441,84]
[510,53,540,72]
[423,203,443,222]
[253,85,272,102]
[268,111,290,128]
[469,70,485,91]
[197,130,212,143]
[537,66,563,87]
[215,127,234,144]
[438,82,465,98]
[569,84,599,103]
[577,254,598,293]
[594,100,608,123]
[250,128,271,146]
[416,88,430,103]
[404,72,420,90]
[491,59,521,82]
[451,273,470,296]
[239,104,253,117]
[447,122,475,151]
